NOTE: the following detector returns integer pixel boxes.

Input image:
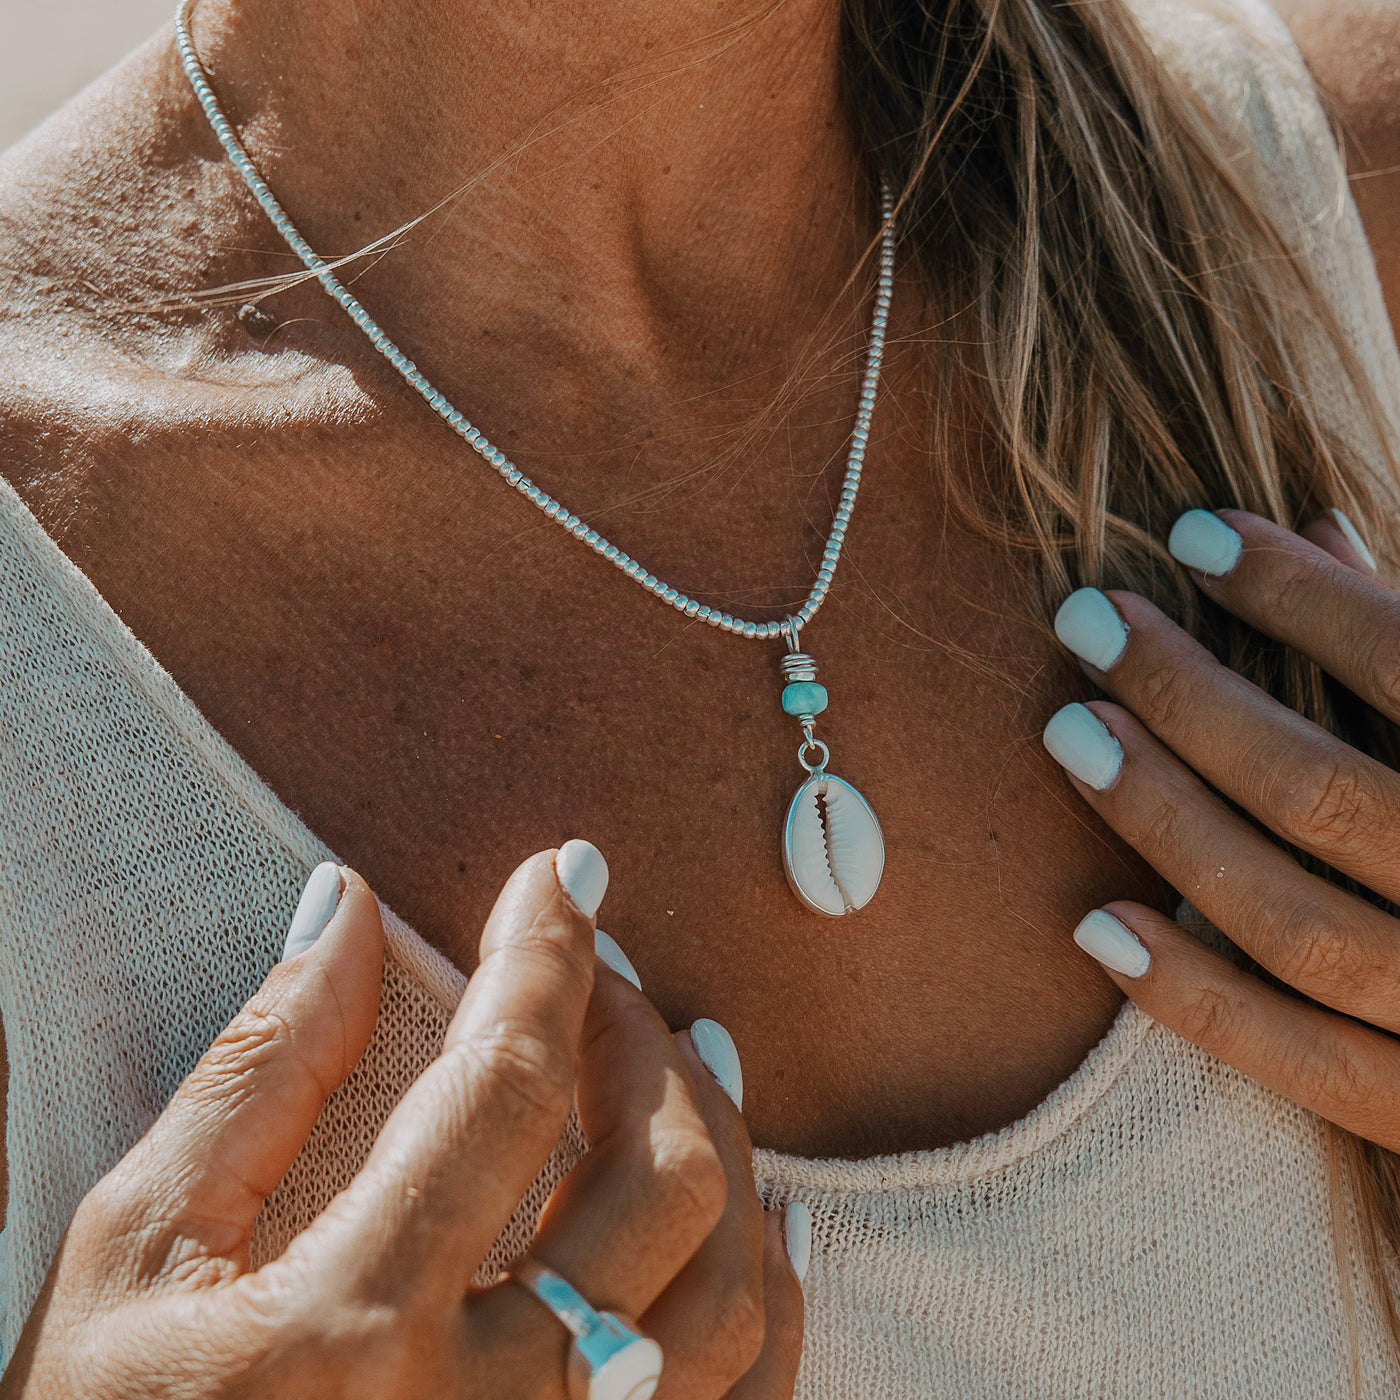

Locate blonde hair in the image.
[840,0,1400,1367]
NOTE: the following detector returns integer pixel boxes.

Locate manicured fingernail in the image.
[1073,909,1151,978]
[594,929,642,989]
[1167,509,1242,576]
[1043,703,1123,790]
[556,839,608,921]
[785,1201,812,1283]
[691,1018,743,1110]
[1054,588,1129,670]
[282,861,344,961]
[1330,508,1378,570]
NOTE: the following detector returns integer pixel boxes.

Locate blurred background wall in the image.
[0,0,172,152]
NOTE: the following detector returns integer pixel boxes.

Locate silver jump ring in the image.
[798,737,830,774]
[508,1255,663,1400]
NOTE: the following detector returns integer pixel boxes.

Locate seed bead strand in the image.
[174,0,894,642]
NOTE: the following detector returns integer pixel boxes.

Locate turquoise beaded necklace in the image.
[174,0,895,916]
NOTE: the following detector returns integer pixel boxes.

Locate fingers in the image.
[470,956,799,1400]
[86,864,384,1275]
[637,1027,767,1397]
[1055,586,1400,903]
[1047,508,1400,1154]
[313,843,603,1299]
[1167,508,1400,722]
[1069,901,1400,1153]
[465,972,745,1397]
[1043,700,1400,1031]
[720,1210,806,1400]
[499,979,728,1322]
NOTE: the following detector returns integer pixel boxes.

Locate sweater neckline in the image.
[0,471,1154,1185]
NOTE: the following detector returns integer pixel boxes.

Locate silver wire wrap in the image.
[780,652,819,684]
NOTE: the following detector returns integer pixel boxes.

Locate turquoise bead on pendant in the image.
[781,681,828,716]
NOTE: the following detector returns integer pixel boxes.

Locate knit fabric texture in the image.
[3,0,1400,1391]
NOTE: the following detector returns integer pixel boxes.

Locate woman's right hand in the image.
[0,844,805,1399]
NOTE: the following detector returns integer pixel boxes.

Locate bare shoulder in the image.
[0,36,219,503]
[1272,0,1400,328]
[0,35,371,535]
[1271,0,1400,123]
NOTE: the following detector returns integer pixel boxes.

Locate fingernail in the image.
[282,861,344,961]
[1330,508,1378,571]
[1043,703,1123,790]
[594,929,642,989]
[1054,588,1129,670]
[1167,509,1242,576]
[785,1201,812,1283]
[691,1018,743,1110]
[1073,909,1151,978]
[556,839,609,922]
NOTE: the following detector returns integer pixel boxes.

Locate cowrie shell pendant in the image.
[776,619,884,916]
[784,772,885,916]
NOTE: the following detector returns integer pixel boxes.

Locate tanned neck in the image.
[184,0,876,386]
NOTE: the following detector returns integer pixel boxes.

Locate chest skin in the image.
[0,298,1164,1161]
[0,11,1188,1156]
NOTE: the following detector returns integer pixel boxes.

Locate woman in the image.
[2,0,1400,1390]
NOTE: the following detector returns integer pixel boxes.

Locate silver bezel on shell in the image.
[782,772,885,917]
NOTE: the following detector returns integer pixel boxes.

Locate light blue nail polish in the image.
[282,862,343,961]
[1167,509,1242,576]
[691,1018,743,1111]
[594,929,642,990]
[556,839,609,922]
[785,1201,812,1283]
[1043,703,1123,791]
[1073,909,1151,978]
[1054,588,1129,670]
[1331,508,1378,571]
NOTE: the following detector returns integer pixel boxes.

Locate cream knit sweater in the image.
[4,0,1400,1392]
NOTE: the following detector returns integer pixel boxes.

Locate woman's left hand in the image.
[1045,506,1400,1151]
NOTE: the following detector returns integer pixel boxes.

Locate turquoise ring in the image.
[508,1255,663,1400]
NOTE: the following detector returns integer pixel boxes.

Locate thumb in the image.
[89,864,385,1280]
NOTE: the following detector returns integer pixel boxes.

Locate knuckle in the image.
[1137,794,1187,857]
[708,1284,767,1383]
[511,913,597,997]
[469,1022,577,1123]
[1267,551,1332,630]
[1289,1034,1376,1120]
[69,1173,135,1245]
[650,1128,728,1238]
[1179,984,1246,1056]
[1361,627,1400,718]
[236,1280,410,1380]
[67,1176,184,1287]
[1269,903,1352,991]
[192,1005,297,1099]
[1134,660,1196,732]
[1278,759,1376,854]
